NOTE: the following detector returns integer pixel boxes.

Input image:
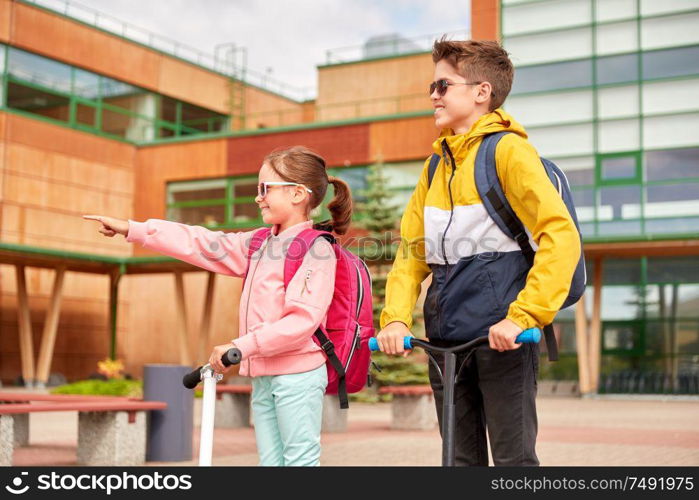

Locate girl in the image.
[84,146,352,466]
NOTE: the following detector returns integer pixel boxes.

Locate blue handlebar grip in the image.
[368,337,414,351]
[516,328,541,344]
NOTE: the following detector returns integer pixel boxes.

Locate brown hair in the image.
[432,38,514,111]
[263,146,353,235]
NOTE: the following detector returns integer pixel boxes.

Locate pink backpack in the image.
[246,227,375,408]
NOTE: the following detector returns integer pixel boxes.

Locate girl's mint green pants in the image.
[250,364,327,466]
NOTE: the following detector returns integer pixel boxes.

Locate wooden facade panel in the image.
[1,204,128,255]
[11,2,161,91]
[133,139,228,248]
[122,273,242,377]
[243,86,304,130]
[317,53,433,121]
[5,113,135,168]
[227,123,370,175]
[157,57,230,115]
[0,0,10,43]
[472,0,500,41]
[369,116,437,163]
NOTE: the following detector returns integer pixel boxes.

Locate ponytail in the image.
[326,176,352,235]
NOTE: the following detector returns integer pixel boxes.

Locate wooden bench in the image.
[0,392,167,466]
[378,385,437,430]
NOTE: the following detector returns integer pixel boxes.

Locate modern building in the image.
[0,0,696,395]
[481,0,699,393]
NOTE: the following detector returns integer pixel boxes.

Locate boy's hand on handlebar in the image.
[209,343,236,374]
[83,215,129,238]
[376,321,412,357]
[489,318,523,352]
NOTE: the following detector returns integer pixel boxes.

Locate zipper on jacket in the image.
[302,269,312,295]
[440,139,458,276]
[244,237,269,334]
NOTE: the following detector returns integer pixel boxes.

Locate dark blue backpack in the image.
[427,132,586,360]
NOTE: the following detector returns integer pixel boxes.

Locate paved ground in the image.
[9,395,699,466]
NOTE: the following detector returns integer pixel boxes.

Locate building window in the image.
[166,177,261,229]
[1,44,227,142]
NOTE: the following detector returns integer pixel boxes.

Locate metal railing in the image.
[21,0,314,101]
[325,29,470,65]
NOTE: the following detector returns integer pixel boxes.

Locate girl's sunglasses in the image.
[257,181,313,198]
[429,79,483,96]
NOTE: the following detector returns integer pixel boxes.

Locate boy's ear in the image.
[475,82,494,106]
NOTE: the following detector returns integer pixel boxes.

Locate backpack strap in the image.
[283,228,349,409]
[474,132,558,361]
[427,153,440,188]
[245,227,272,277]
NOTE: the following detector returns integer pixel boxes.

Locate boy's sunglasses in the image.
[257,181,312,198]
[429,79,484,96]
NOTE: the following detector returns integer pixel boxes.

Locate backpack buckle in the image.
[321,340,335,356]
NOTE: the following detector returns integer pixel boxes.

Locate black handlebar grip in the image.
[182,366,204,389]
[223,348,242,367]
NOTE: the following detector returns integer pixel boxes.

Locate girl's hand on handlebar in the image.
[376,321,412,357]
[488,319,523,352]
[208,343,236,374]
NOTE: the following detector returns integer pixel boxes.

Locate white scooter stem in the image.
[199,368,219,466]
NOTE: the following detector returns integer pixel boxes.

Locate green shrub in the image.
[51,379,142,398]
[371,352,429,387]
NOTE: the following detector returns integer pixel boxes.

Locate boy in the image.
[376,39,580,466]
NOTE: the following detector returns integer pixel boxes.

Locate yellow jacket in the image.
[380,109,581,335]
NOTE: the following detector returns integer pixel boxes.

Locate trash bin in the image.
[143,364,194,462]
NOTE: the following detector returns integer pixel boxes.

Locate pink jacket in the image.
[127,219,336,377]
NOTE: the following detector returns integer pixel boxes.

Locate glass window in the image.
[510,59,593,94]
[643,78,699,115]
[646,183,699,218]
[647,257,699,284]
[167,179,227,204]
[554,156,595,186]
[604,258,643,285]
[597,219,642,236]
[506,27,592,66]
[73,69,100,100]
[231,179,260,224]
[596,53,638,85]
[7,47,71,93]
[75,101,98,129]
[642,46,699,80]
[167,205,226,227]
[599,185,641,219]
[601,155,638,181]
[645,217,699,235]
[603,322,639,351]
[101,106,132,138]
[6,81,70,122]
[646,148,699,181]
[181,101,227,134]
[602,285,645,319]
[506,89,592,126]
[334,167,369,202]
[572,187,595,222]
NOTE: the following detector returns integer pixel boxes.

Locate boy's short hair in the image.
[432,38,514,111]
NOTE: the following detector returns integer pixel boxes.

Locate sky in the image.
[61,0,471,99]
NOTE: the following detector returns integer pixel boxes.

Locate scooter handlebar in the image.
[368,328,541,352]
[181,347,242,389]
